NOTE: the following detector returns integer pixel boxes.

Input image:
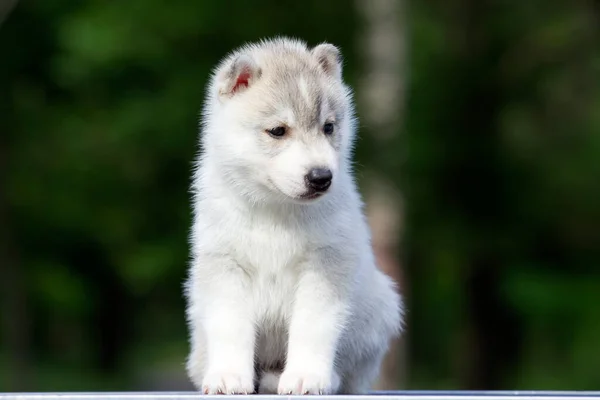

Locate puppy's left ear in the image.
[312,43,343,80]
[216,54,261,100]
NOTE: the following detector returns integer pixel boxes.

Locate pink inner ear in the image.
[319,56,332,72]
[232,71,251,93]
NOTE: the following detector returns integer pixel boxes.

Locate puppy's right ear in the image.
[312,43,342,80]
[216,54,261,99]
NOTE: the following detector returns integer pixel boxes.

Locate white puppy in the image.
[185,37,403,395]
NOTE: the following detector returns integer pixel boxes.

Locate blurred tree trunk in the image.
[354,0,408,389]
[0,0,18,26]
[0,3,31,390]
[448,0,522,389]
[0,113,31,392]
[0,188,30,392]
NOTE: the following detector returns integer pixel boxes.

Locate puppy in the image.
[185,37,403,395]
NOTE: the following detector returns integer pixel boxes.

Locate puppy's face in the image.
[206,41,353,204]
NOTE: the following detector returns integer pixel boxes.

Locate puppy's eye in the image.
[323,122,334,135]
[267,126,287,138]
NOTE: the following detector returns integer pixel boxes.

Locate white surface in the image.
[2,391,600,400]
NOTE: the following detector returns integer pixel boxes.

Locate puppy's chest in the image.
[231,217,308,321]
[231,216,308,273]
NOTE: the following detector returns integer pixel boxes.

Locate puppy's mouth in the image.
[298,190,325,201]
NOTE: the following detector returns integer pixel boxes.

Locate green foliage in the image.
[1,0,599,392]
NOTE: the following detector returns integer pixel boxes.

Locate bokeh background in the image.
[1,0,599,392]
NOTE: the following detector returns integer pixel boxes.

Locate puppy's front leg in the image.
[188,258,255,394]
[278,264,350,395]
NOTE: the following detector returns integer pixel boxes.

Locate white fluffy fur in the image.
[185,37,403,395]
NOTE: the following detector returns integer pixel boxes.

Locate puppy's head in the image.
[202,38,356,204]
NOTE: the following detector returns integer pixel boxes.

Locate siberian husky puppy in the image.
[185,37,403,395]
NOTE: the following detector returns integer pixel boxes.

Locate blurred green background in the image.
[1,0,599,392]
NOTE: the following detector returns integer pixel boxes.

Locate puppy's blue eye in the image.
[323,123,334,135]
[267,126,286,137]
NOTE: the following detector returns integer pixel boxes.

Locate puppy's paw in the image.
[202,370,254,395]
[277,370,339,395]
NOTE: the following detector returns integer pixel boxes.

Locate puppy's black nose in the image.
[305,168,332,191]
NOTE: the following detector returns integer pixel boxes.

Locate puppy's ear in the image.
[216,54,261,99]
[312,43,343,80]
